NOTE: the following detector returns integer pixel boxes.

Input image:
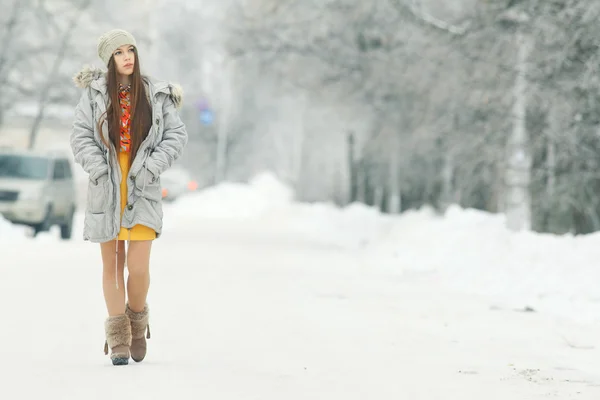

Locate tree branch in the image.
[391,0,471,36]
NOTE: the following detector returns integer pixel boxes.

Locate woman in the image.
[70,29,188,366]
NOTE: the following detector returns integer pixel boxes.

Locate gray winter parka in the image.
[70,65,188,243]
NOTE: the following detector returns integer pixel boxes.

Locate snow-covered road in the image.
[1,213,599,399]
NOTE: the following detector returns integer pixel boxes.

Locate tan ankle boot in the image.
[126,303,150,362]
[104,314,131,366]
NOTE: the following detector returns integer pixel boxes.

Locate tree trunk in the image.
[356,162,366,203]
[291,92,308,189]
[441,149,453,212]
[387,131,400,214]
[373,186,384,211]
[505,31,532,231]
[215,60,234,183]
[546,101,560,199]
[347,132,355,201]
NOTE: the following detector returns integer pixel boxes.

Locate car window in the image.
[52,161,65,180]
[60,160,73,178]
[0,154,49,180]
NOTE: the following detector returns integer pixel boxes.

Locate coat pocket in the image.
[87,173,109,214]
[134,167,162,202]
[83,211,110,241]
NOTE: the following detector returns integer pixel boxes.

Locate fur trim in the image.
[73,64,104,89]
[126,303,149,339]
[105,314,132,348]
[169,83,183,109]
[73,64,183,109]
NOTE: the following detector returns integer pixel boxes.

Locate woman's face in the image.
[112,44,135,77]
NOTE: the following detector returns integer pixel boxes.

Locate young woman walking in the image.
[70,29,188,365]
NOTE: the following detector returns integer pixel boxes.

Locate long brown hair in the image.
[97,46,152,167]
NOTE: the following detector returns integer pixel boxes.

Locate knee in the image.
[126,242,151,278]
[127,260,149,277]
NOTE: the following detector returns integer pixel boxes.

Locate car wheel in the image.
[33,205,53,237]
[60,206,75,240]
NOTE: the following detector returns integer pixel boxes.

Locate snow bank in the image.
[0,214,30,241]
[166,171,390,248]
[363,204,600,325]
[0,215,15,237]
[266,201,390,249]
[168,172,294,220]
[169,173,600,324]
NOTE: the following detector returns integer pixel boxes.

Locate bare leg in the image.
[127,240,152,312]
[100,240,126,316]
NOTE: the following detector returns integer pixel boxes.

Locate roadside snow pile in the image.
[364,204,600,325]
[167,172,294,220]
[0,215,29,241]
[176,172,600,324]
[270,200,391,249]
[165,171,391,248]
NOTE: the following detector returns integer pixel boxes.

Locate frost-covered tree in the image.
[222,0,600,234]
[0,0,92,139]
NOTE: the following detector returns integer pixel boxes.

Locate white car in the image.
[0,148,77,239]
[160,166,198,202]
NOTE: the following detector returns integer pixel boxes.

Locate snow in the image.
[167,172,294,220]
[165,172,600,326]
[0,214,30,239]
[1,171,600,398]
[360,205,600,326]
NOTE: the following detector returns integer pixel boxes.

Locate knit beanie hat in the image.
[97,29,137,66]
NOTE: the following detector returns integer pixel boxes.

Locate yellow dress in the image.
[117,151,156,241]
[116,83,156,241]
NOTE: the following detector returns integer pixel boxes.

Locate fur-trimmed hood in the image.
[73,65,183,109]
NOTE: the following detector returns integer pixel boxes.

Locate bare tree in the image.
[28,0,92,149]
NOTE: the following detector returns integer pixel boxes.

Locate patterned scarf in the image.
[119,83,131,152]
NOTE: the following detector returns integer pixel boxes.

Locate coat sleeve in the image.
[70,89,108,182]
[145,91,188,177]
